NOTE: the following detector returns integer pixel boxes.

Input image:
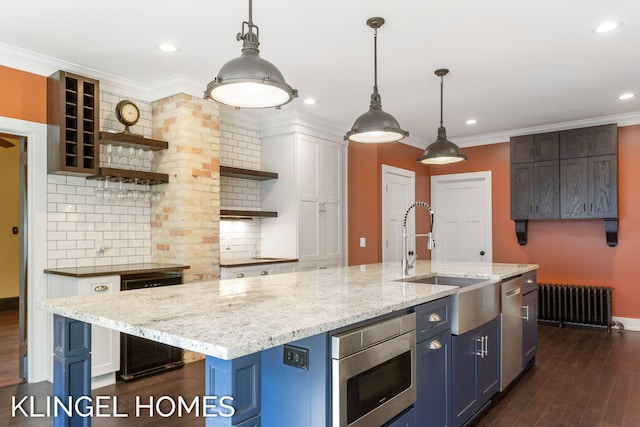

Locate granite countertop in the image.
[44,263,190,278]
[37,260,537,360]
[220,258,298,267]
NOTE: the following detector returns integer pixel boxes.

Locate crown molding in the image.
[3,41,639,147]
[451,111,640,148]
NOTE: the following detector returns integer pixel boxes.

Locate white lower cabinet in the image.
[221,262,298,280]
[297,259,342,272]
[47,274,120,388]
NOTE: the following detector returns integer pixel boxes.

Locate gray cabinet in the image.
[560,124,617,158]
[415,297,452,427]
[522,270,538,366]
[510,124,619,245]
[510,132,559,163]
[451,316,501,427]
[510,160,559,220]
[560,155,618,219]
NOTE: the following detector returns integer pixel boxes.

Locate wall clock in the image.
[115,100,140,132]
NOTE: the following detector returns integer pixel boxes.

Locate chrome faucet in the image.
[401,201,435,276]
[253,238,261,260]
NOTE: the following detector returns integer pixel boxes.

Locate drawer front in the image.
[522,270,537,294]
[415,296,452,342]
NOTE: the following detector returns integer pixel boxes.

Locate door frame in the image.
[0,116,48,383]
[381,164,415,263]
[430,171,493,263]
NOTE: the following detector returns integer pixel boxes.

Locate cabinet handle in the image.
[521,305,530,321]
[529,205,533,214]
[94,285,109,292]
[429,340,443,350]
[526,279,534,284]
[235,273,245,278]
[476,336,486,358]
[428,313,442,322]
[476,335,488,358]
[260,270,269,276]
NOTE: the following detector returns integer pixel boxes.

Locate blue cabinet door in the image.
[415,330,450,427]
[522,290,538,366]
[451,316,501,427]
[477,317,501,403]
[384,406,416,427]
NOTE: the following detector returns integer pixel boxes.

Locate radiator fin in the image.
[538,283,613,332]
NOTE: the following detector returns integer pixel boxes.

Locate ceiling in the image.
[2,0,640,148]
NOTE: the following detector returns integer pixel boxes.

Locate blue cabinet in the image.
[384,406,416,427]
[451,316,501,427]
[414,297,452,427]
[522,277,538,367]
[261,333,330,427]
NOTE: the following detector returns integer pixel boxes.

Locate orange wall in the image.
[0,65,47,123]
[348,142,431,265]
[426,125,640,319]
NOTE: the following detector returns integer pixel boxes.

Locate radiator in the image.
[538,283,622,332]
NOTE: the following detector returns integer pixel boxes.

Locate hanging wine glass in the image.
[136,147,145,171]
[146,149,154,171]
[105,144,113,167]
[95,180,105,203]
[117,180,127,204]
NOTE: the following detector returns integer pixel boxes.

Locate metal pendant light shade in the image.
[205,0,297,109]
[418,69,467,164]
[345,17,408,143]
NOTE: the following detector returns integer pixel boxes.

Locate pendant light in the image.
[345,17,408,143]
[418,69,468,164]
[205,0,298,109]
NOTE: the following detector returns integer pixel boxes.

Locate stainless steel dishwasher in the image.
[500,275,524,391]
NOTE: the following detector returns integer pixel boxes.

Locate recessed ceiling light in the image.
[157,43,180,53]
[303,98,317,105]
[593,21,621,33]
[618,93,635,100]
[465,119,478,125]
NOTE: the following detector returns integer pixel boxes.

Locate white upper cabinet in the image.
[260,114,346,269]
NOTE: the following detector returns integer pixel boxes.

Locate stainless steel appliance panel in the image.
[332,312,416,427]
[500,275,524,390]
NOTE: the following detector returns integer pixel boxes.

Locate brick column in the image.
[150,93,220,282]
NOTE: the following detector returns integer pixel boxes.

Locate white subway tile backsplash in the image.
[46,93,153,269]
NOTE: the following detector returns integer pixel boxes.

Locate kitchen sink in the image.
[402,274,500,335]
[407,275,488,287]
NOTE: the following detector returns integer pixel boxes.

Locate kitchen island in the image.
[37,260,537,426]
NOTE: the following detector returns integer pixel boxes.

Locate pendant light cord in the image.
[248,0,253,26]
[373,26,379,94]
[439,74,444,127]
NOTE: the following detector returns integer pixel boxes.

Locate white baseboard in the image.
[613,316,640,332]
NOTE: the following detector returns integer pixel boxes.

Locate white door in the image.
[431,171,492,263]
[382,165,415,263]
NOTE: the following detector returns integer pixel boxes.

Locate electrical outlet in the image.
[283,344,309,370]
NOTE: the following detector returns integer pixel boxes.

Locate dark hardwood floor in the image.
[1,324,639,426]
[477,324,640,427]
[0,310,21,389]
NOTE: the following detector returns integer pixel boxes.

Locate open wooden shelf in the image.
[220,166,278,181]
[86,167,169,185]
[99,132,168,151]
[220,209,278,219]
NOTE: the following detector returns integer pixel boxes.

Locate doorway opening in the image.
[0,132,27,388]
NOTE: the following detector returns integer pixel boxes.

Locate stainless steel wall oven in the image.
[332,312,416,427]
[118,272,184,381]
